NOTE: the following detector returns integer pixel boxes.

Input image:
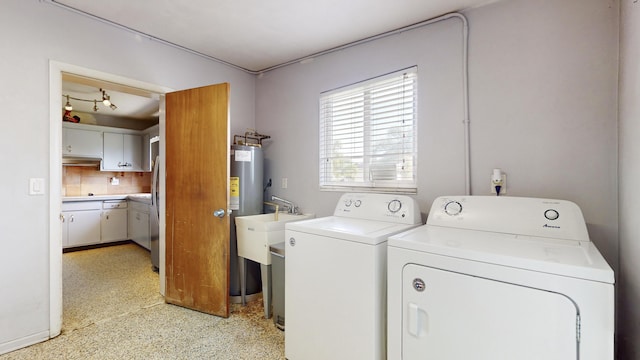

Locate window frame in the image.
[319,67,418,194]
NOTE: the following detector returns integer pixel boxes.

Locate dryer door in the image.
[402,264,578,360]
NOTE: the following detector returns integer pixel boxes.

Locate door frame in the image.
[49,61,172,337]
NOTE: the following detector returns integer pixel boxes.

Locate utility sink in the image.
[236,213,314,265]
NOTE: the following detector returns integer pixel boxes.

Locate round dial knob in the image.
[354,200,362,207]
[344,199,352,207]
[444,201,463,216]
[388,199,402,213]
[544,209,559,221]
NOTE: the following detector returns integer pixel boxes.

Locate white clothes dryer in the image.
[285,193,422,360]
[387,196,614,360]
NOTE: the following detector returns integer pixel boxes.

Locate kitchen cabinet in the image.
[61,201,102,248]
[128,201,150,250]
[101,201,128,242]
[102,132,142,171]
[62,127,103,158]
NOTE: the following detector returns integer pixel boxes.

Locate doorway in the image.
[49,61,172,336]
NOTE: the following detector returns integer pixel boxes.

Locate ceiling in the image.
[51,0,495,73]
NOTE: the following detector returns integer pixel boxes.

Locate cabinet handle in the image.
[70,215,75,223]
[66,145,72,152]
[106,214,110,220]
[60,214,65,223]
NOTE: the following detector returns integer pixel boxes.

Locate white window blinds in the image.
[319,67,418,193]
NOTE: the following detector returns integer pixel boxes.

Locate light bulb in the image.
[64,95,73,111]
[101,89,111,106]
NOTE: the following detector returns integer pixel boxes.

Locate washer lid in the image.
[286,216,420,245]
[388,225,614,284]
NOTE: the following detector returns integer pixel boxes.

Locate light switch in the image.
[29,178,45,195]
[281,178,288,189]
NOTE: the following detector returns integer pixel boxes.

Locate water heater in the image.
[229,144,264,300]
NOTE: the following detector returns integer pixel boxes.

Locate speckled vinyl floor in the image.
[1,243,284,360]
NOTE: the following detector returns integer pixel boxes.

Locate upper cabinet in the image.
[62,123,150,172]
[102,132,143,171]
[62,127,103,158]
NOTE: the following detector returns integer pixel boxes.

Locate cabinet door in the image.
[102,132,124,170]
[101,209,128,242]
[63,128,103,158]
[129,209,151,250]
[128,209,139,242]
[103,132,143,171]
[62,212,70,247]
[123,134,142,171]
[65,210,102,248]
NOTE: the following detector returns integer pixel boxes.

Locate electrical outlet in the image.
[281,178,288,189]
[111,177,120,185]
[490,174,506,194]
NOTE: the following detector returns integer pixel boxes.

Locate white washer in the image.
[387,196,614,360]
[285,193,422,360]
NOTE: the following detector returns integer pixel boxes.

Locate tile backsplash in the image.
[63,166,151,196]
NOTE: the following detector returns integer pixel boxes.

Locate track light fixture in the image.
[62,88,118,112]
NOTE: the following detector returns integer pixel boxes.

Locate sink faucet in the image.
[271,195,299,214]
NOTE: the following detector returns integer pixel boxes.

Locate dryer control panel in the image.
[427,196,589,241]
[333,193,422,225]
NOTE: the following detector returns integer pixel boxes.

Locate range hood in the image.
[62,157,102,167]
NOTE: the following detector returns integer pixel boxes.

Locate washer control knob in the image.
[444,201,463,216]
[388,199,402,213]
[544,209,560,221]
[354,200,362,207]
[344,199,352,207]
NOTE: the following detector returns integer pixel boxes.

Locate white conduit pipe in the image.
[43,1,473,194]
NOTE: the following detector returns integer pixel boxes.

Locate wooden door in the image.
[165,83,230,317]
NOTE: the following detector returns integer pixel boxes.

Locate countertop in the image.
[63,193,152,204]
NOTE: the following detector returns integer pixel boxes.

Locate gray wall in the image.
[256,0,619,266]
[256,17,467,218]
[256,0,621,352]
[618,1,640,358]
[466,0,619,268]
[0,0,255,353]
[0,0,628,356]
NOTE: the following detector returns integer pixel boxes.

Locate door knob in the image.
[213,209,226,218]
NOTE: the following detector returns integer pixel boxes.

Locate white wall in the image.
[0,0,255,354]
[256,0,619,267]
[618,1,640,358]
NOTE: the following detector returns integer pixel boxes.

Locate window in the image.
[319,67,418,193]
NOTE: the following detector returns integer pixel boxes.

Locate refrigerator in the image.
[150,137,160,271]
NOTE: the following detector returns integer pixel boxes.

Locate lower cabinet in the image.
[101,208,128,242]
[62,201,103,248]
[128,201,151,250]
[62,200,129,249]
